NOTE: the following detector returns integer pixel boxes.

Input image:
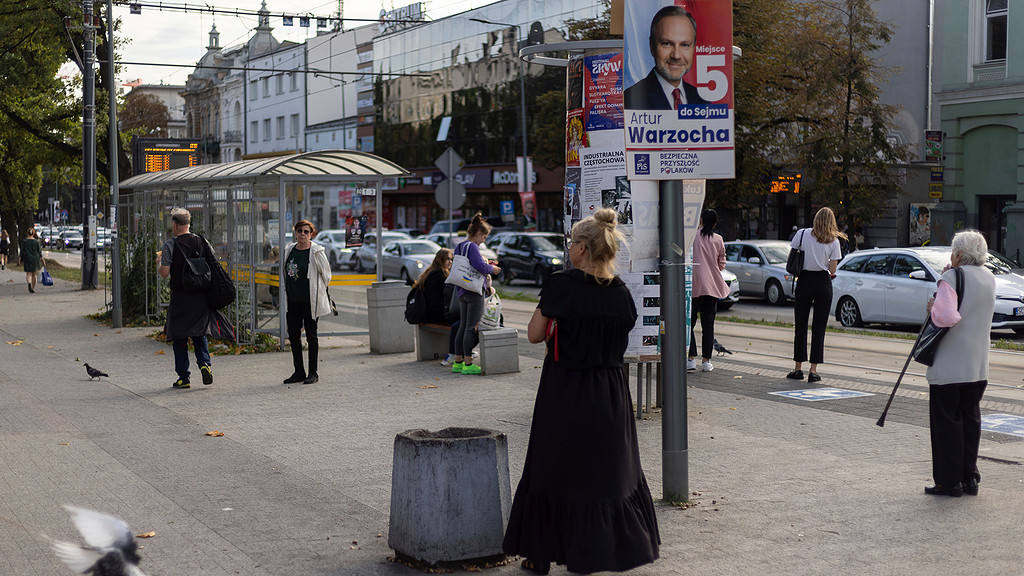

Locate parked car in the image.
[351,231,412,273]
[724,240,796,305]
[40,230,61,248]
[380,239,443,284]
[490,231,565,286]
[59,230,84,250]
[428,216,505,236]
[423,232,498,261]
[314,229,355,270]
[718,269,741,310]
[832,247,1024,332]
[390,227,424,238]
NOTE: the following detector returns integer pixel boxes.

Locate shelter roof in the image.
[120,150,410,189]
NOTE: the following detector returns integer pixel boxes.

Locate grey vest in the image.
[926,265,995,385]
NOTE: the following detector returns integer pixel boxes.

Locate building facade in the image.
[934,0,1024,261]
[246,41,305,157]
[127,83,187,138]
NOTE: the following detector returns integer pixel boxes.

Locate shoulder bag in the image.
[912,267,964,367]
[786,229,806,276]
[444,242,486,295]
[203,237,237,309]
[40,266,54,286]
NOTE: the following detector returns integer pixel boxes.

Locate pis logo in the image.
[634,154,650,175]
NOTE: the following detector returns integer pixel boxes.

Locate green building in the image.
[934,0,1024,262]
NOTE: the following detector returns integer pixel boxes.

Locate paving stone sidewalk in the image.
[0,270,1021,576]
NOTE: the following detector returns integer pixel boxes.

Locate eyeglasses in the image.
[295,229,312,235]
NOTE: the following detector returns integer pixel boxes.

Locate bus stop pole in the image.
[376,178,383,281]
[660,179,688,501]
[279,178,287,349]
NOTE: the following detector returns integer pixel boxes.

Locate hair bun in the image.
[593,208,617,227]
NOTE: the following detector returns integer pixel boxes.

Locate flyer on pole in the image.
[623,0,734,180]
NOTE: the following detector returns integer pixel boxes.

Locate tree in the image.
[120,91,170,137]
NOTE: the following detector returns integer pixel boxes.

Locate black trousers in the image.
[929,381,987,487]
[688,295,719,360]
[793,271,832,364]
[286,299,318,376]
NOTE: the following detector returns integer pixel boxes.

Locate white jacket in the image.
[283,241,333,319]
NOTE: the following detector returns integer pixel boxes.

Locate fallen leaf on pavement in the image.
[155,350,165,355]
[418,384,438,389]
[7,340,23,346]
[733,375,742,379]
[93,333,100,337]
[136,531,156,538]
[205,430,225,437]
[729,407,737,410]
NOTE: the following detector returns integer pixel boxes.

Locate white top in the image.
[656,73,687,106]
[790,228,842,272]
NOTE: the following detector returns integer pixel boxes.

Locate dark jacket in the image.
[165,233,211,340]
[623,69,710,110]
[421,268,449,324]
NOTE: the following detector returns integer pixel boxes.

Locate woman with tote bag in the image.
[446,213,500,375]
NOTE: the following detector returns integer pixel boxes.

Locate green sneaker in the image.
[461,363,482,375]
[200,364,214,385]
[451,362,464,374]
[172,377,190,389]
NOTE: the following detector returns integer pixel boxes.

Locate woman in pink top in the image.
[688,209,730,372]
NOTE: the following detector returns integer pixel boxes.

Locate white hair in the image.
[170,207,191,226]
[951,229,987,266]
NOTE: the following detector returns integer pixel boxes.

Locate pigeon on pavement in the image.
[713,339,733,356]
[49,506,147,576]
[85,363,108,380]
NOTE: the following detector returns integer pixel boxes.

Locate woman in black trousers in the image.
[788,207,845,383]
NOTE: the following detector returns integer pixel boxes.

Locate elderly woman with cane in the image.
[922,230,995,497]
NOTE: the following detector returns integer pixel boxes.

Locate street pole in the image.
[107,0,122,327]
[659,179,688,501]
[81,0,98,290]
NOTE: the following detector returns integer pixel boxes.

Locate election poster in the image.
[584,52,624,132]
[623,0,734,180]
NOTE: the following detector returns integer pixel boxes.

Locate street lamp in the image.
[470,17,528,186]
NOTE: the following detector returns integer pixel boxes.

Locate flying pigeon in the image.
[712,339,733,356]
[50,506,147,576]
[85,364,108,380]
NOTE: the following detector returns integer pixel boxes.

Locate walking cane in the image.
[876,321,929,427]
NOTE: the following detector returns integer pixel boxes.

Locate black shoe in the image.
[172,377,190,389]
[200,364,214,385]
[924,483,963,497]
[520,558,550,575]
[963,477,979,496]
[28,284,34,293]
[786,369,804,380]
[807,372,822,383]
[283,372,306,384]
[302,373,319,385]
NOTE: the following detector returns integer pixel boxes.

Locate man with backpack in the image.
[157,208,214,389]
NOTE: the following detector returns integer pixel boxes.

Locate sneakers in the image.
[451,362,464,374]
[686,358,697,371]
[172,377,190,389]
[440,354,455,367]
[701,361,714,372]
[200,365,214,385]
[460,363,483,375]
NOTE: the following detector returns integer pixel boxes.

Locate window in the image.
[250,121,258,142]
[289,72,298,91]
[262,118,271,141]
[725,244,742,262]
[249,80,257,100]
[740,245,760,262]
[290,114,299,138]
[275,74,284,94]
[986,0,1007,61]
[276,116,285,139]
[839,255,868,273]
[893,256,928,279]
[262,77,270,97]
[862,255,893,275]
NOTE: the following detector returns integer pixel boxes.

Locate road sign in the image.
[435,148,464,176]
[435,179,466,210]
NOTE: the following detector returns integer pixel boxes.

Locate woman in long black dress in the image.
[504,208,660,575]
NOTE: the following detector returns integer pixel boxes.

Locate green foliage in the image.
[532,91,567,170]
[119,227,163,325]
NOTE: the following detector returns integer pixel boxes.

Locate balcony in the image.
[222,130,242,144]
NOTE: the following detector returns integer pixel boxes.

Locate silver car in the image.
[832,247,1024,332]
[380,239,443,284]
[314,229,355,270]
[724,240,796,305]
[423,232,498,261]
[351,231,412,273]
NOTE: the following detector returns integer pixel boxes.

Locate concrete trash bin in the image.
[367,280,414,353]
[388,427,511,564]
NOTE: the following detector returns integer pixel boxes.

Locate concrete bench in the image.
[415,323,451,361]
[478,328,519,375]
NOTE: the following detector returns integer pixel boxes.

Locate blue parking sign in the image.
[981,414,1024,438]
[769,388,874,402]
[500,200,514,216]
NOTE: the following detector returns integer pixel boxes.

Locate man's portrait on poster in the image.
[624,5,710,110]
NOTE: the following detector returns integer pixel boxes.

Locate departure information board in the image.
[131,137,200,174]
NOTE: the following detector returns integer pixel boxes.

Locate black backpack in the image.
[405,286,427,324]
[174,235,212,293]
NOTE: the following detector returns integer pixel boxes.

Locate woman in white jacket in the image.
[283,219,332,384]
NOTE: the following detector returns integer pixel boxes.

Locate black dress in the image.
[503,269,660,574]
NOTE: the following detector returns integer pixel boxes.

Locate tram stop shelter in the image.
[119,149,410,347]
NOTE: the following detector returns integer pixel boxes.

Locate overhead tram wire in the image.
[106,60,430,78]
[110,0,427,25]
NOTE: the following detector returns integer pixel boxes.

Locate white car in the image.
[314,229,355,270]
[832,247,1024,332]
[719,269,741,310]
[380,239,443,284]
